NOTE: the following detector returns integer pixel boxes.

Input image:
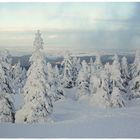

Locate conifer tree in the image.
[110,54,125,107]
[0,50,15,123]
[15,30,53,123]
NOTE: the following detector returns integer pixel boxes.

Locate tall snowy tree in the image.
[15,30,53,123]
[71,56,81,86]
[121,56,131,99]
[76,60,90,100]
[130,50,140,79]
[0,58,15,123]
[129,50,140,99]
[62,51,74,88]
[0,50,15,122]
[0,50,14,94]
[110,54,125,107]
[121,57,129,80]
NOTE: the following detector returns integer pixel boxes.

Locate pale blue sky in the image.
[0,2,139,55]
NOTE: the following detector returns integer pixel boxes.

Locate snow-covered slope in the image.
[0,88,140,138]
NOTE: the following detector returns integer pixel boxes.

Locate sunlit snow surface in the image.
[0,88,140,138]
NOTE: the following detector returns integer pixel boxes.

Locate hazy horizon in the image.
[0,2,140,55]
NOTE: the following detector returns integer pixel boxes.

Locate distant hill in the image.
[12,54,135,70]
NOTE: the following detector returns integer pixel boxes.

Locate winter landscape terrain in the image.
[1,89,140,138]
[1,30,140,138]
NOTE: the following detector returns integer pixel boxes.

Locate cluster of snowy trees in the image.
[0,50,26,123]
[0,30,140,124]
[62,50,140,108]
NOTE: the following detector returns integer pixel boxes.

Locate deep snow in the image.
[0,88,140,138]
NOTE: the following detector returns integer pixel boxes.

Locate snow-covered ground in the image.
[0,88,140,138]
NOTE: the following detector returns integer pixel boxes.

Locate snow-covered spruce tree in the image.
[76,60,90,100]
[130,50,140,79]
[89,68,101,95]
[104,62,112,95]
[0,90,15,123]
[121,56,130,81]
[0,60,15,123]
[46,62,54,87]
[89,55,103,96]
[71,56,81,86]
[0,50,14,94]
[90,57,94,73]
[12,61,27,94]
[129,50,140,99]
[110,54,126,108]
[90,69,111,108]
[62,51,74,88]
[15,30,53,123]
[46,62,64,101]
[52,65,64,101]
[94,53,103,72]
[121,56,131,99]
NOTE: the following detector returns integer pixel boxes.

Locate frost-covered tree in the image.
[46,63,64,101]
[12,61,27,94]
[62,51,73,88]
[89,68,101,95]
[110,54,126,107]
[120,56,131,99]
[76,60,90,100]
[104,62,112,94]
[91,71,111,107]
[0,59,15,123]
[90,57,94,74]
[15,31,53,123]
[121,57,130,82]
[89,55,103,96]
[129,50,140,99]
[0,89,15,123]
[71,56,81,86]
[52,65,64,101]
[94,53,103,71]
[46,62,54,87]
[89,74,100,95]
[130,50,140,78]
[0,50,13,94]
